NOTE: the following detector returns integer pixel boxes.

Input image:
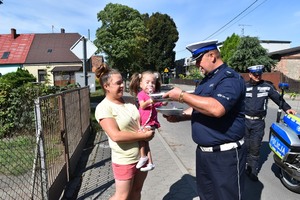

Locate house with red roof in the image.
[0,28,34,75]
[24,28,83,85]
[0,28,100,86]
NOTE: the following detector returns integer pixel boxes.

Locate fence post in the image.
[61,93,71,181]
[33,97,49,200]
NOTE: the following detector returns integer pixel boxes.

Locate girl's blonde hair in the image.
[129,71,161,96]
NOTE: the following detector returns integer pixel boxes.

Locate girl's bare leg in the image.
[139,141,146,158]
[136,141,148,169]
[140,142,155,171]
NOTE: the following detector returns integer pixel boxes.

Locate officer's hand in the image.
[163,114,180,123]
[163,87,182,102]
[286,109,297,115]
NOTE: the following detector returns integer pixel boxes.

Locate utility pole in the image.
[239,24,251,36]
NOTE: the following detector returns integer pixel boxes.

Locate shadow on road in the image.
[243,177,264,200]
[259,141,272,173]
[163,174,198,200]
[243,141,272,200]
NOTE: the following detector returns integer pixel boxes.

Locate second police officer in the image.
[245,65,297,181]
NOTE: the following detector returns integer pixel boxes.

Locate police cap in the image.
[248,65,264,75]
[186,40,218,61]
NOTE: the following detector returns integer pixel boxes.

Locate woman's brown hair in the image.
[95,63,120,92]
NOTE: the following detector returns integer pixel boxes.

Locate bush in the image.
[0,69,78,138]
[0,68,36,88]
[179,66,203,80]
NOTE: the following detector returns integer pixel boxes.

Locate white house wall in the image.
[261,43,291,53]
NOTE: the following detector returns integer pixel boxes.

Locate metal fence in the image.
[0,86,91,200]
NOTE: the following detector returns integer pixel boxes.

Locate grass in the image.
[0,135,35,175]
[0,135,62,176]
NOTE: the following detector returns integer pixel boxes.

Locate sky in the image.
[1,0,300,60]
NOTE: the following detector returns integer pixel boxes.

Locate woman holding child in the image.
[94,64,155,200]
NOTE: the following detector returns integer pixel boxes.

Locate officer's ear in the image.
[208,51,217,63]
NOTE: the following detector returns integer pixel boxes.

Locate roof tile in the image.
[0,33,34,64]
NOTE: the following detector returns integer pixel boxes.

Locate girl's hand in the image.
[148,98,153,104]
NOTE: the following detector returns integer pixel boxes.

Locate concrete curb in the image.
[157,129,198,194]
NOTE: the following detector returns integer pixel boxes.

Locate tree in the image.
[143,13,179,73]
[220,33,240,64]
[228,36,277,72]
[94,3,148,75]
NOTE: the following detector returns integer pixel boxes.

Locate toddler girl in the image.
[129,71,166,171]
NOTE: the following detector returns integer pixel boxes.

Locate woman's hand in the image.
[138,128,155,142]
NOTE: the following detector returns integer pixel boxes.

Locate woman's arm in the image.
[99,118,154,143]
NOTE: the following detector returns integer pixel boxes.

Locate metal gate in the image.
[0,86,91,199]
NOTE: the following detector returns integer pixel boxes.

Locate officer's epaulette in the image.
[224,70,234,77]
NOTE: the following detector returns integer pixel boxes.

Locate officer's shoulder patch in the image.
[225,70,234,77]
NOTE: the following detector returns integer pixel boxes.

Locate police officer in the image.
[245,65,297,181]
[163,40,246,200]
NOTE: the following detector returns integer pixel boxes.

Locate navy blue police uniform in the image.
[186,40,246,200]
[245,66,291,181]
[192,63,246,200]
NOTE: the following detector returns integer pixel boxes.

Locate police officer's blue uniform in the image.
[193,63,246,200]
[245,69,291,180]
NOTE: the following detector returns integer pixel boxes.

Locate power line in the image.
[205,0,268,39]
[176,0,268,58]
[204,0,259,40]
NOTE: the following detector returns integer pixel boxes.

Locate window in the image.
[1,52,10,59]
[38,70,47,82]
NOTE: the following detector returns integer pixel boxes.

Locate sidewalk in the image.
[62,84,199,200]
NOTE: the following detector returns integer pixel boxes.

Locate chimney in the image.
[11,28,17,39]
[61,28,65,33]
